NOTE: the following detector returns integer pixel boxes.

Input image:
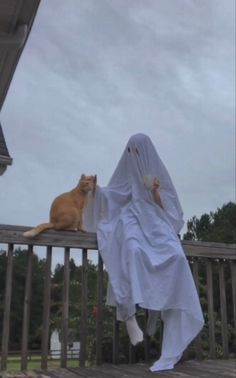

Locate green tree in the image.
[0,248,45,350]
[183,202,236,242]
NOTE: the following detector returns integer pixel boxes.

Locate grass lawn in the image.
[5,357,80,372]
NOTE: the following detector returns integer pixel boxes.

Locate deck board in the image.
[30,360,236,378]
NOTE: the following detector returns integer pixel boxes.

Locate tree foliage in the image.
[183,202,236,242]
[0,249,45,350]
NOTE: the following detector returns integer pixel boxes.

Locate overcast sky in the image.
[0,0,235,261]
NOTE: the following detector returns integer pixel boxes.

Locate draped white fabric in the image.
[84,134,204,371]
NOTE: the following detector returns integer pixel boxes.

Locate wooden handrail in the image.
[0,224,235,259]
[0,224,97,249]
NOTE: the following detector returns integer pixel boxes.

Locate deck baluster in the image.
[21,245,33,371]
[1,243,14,371]
[79,248,88,367]
[230,261,236,335]
[144,310,150,362]
[96,253,104,365]
[41,246,52,369]
[112,309,119,364]
[219,261,229,358]
[129,343,135,364]
[206,259,216,359]
[61,247,70,367]
[192,258,203,359]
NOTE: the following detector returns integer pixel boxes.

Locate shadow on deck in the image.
[2,360,236,378]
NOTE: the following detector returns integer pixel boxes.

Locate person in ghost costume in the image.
[84,133,204,372]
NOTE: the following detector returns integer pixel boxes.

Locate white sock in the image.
[126,315,143,346]
[146,310,161,336]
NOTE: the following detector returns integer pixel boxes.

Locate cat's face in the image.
[79,174,97,193]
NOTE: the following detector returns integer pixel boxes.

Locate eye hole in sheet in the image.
[127,147,140,156]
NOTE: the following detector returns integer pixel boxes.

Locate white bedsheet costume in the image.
[84,134,204,371]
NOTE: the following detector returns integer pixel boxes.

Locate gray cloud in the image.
[1,0,235,237]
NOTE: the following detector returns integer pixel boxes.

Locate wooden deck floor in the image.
[1,360,235,378]
[50,360,235,378]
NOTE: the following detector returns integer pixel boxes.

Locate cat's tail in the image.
[23,223,54,238]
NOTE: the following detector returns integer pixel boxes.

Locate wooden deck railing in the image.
[0,224,235,371]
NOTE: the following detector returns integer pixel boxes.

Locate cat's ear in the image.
[93,175,97,184]
[81,174,85,179]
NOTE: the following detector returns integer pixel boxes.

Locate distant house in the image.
[0,0,41,175]
[50,329,80,359]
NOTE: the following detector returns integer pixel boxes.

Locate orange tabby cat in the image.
[23,174,97,237]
